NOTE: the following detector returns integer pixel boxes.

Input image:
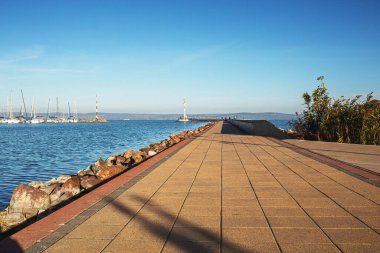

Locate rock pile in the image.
[0,122,215,233]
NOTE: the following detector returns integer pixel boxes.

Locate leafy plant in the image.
[293,77,380,145]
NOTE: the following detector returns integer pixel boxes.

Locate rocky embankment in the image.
[0,123,215,233]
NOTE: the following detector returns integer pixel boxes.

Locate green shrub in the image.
[293,76,380,145]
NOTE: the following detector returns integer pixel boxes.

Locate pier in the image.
[1,121,380,252]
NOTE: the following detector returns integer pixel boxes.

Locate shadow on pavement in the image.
[0,237,24,253]
[106,194,255,253]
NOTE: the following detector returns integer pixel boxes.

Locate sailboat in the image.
[30,98,44,124]
[0,104,7,123]
[67,102,78,123]
[6,92,21,124]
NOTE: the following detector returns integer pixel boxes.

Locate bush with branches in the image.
[293,76,380,145]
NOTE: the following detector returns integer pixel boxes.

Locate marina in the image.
[0,91,106,124]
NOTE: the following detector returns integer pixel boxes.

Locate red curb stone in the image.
[0,123,216,252]
[268,137,380,185]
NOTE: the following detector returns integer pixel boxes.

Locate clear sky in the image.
[0,0,379,114]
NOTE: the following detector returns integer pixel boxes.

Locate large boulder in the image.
[8,184,51,219]
[132,151,147,164]
[49,186,63,206]
[148,150,157,156]
[123,150,135,159]
[91,158,107,174]
[96,165,126,180]
[1,212,26,232]
[80,176,102,190]
[160,139,170,148]
[149,142,160,148]
[28,181,45,189]
[105,155,117,166]
[39,183,60,195]
[115,155,131,167]
[77,166,95,177]
[140,147,152,154]
[171,136,181,144]
[47,175,71,185]
[60,176,81,197]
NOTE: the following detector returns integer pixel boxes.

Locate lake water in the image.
[0,119,290,209]
[269,120,292,130]
[0,120,207,209]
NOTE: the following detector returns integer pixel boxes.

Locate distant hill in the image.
[77,112,297,121]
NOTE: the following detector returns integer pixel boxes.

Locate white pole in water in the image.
[183,98,187,120]
[96,94,99,120]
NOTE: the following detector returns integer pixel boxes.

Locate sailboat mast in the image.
[21,89,27,116]
[68,102,71,118]
[47,99,50,118]
[56,97,59,118]
[6,96,9,118]
[10,91,13,119]
[96,94,99,119]
[32,98,36,118]
[75,101,78,120]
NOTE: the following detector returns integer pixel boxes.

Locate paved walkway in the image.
[27,122,380,252]
[284,139,380,174]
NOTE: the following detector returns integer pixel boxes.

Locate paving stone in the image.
[222,216,268,228]
[267,216,317,228]
[280,243,340,253]
[222,227,276,243]
[313,216,367,228]
[104,239,165,253]
[162,240,219,253]
[337,243,380,253]
[169,226,219,242]
[65,224,124,239]
[263,207,307,217]
[323,228,380,244]
[304,207,351,217]
[174,215,220,228]
[44,238,109,253]
[272,228,331,244]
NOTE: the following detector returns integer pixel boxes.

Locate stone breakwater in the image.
[0,122,215,233]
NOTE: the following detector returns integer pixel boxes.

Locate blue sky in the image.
[0,0,379,114]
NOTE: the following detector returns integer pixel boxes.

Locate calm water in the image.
[270,120,292,130]
[0,120,207,209]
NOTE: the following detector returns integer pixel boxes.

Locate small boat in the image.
[6,118,21,124]
[0,117,7,124]
[30,117,44,124]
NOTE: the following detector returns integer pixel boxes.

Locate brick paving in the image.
[24,122,380,252]
[284,139,380,174]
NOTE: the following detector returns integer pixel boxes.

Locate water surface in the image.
[0,120,207,209]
